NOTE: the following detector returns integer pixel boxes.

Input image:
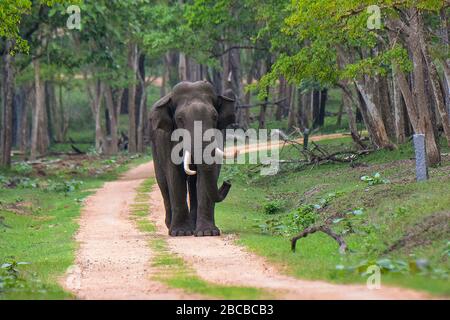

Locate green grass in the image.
[131,179,270,300]
[216,137,450,297]
[0,153,151,300]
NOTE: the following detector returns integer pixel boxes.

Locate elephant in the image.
[149,81,236,237]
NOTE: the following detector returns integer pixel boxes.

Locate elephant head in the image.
[149,81,236,203]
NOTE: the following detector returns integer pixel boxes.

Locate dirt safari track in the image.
[62,133,430,300]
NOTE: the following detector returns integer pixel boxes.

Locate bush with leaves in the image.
[360,172,390,186]
[259,192,343,236]
[263,200,285,215]
[11,162,33,176]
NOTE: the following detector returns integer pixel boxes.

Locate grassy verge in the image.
[0,153,151,299]
[217,137,450,297]
[131,179,270,300]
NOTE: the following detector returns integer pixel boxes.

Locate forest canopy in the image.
[0,0,449,167]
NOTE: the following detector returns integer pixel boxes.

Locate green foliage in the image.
[360,172,390,186]
[11,162,33,176]
[259,192,343,236]
[217,138,450,296]
[336,257,448,280]
[0,0,77,53]
[0,260,31,293]
[263,200,284,215]
[46,179,83,195]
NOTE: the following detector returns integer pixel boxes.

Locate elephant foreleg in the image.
[188,175,198,228]
[167,164,194,236]
[195,170,220,237]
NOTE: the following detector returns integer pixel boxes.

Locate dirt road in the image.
[63,133,430,299]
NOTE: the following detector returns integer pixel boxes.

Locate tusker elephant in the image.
[149,81,236,237]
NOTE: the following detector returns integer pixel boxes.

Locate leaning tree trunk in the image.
[1,40,15,167]
[339,84,365,148]
[355,81,394,149]
[392,69,407,144]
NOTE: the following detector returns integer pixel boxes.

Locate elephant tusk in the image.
[183,150,197,176]
[215,147,239,159]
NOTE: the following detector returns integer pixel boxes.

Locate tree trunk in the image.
[287,85,298,130]
[418,23,450,146]
[339,84,365,148]
[86,78,104,153]
[57,83,69,143]
[336,95,344,127]
[221,44,232,93]
[137,56,147,153]
[19,86,31,153]
[408,10,441,164]
[317,89,328,127]
[1,40,15,167]
[229,48,246,129]
[312,90,321,128]
[275,77,286,121]
[392,70,407,143]
[30,57,49,160]
[178,52,188,81]
[127,42,138,153]
[104,85,121,155]
[378,75,396,140]
[355,81,394,149]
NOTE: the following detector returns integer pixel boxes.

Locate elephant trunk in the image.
[201,170,231,203]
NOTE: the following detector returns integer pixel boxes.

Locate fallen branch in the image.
[71,144,85,155]
[291,225,348,254]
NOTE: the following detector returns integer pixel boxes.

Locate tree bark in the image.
[30,57,49,160]
[127,42,138,153]
[408,10,441,164]
[355,81,394,149]
[378,75,396,140]
[104,85,122,155]
[178,52,188,81]
[19,86,31,153]
[1,40,15,167]
[312,90,321,128]
[86,78,104,153]
[287,85,298,130]
[392,70,407,143]
[275,77,286,121]
[418,23,450,146]
[137,56,147,153]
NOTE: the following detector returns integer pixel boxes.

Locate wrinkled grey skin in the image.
[149,81,235,237]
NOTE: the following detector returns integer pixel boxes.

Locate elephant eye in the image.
[212,113,218,122]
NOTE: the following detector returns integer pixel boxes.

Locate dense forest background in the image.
[0,0,449,166]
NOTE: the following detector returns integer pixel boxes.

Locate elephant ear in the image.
[215,94,236,130]
[150,93,174,133]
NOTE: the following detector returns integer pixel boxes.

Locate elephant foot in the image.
[169,224,194,237]
[165,218,171,229]
[195,226,220,237]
